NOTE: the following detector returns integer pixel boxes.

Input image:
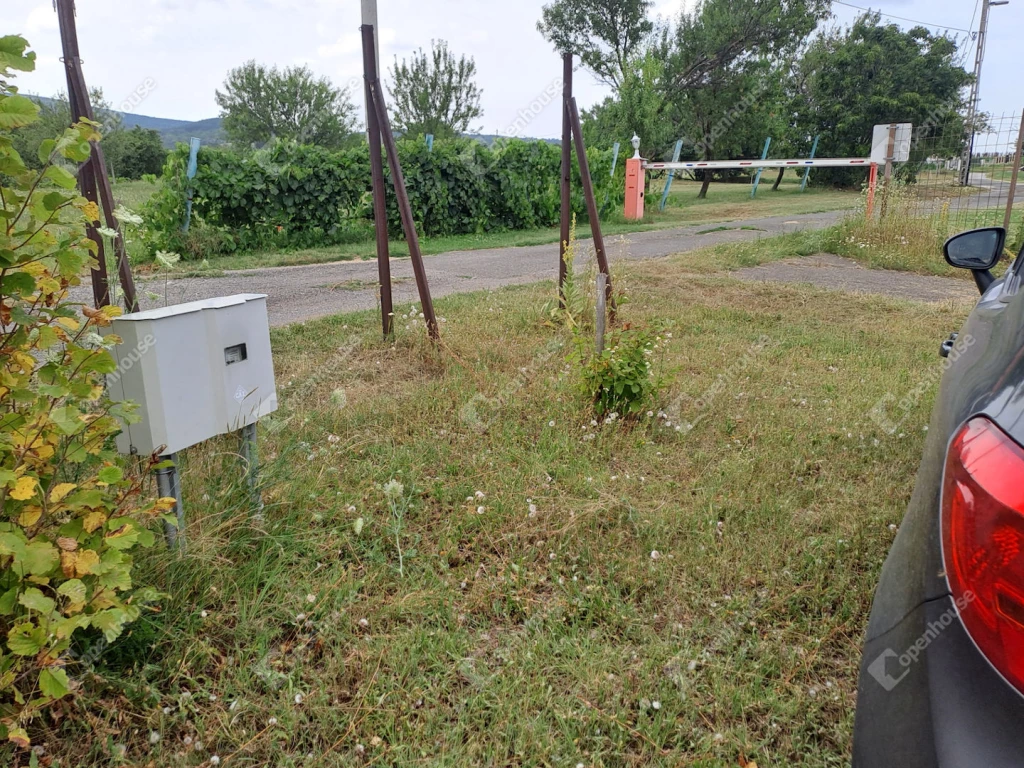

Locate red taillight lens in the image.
[943,417,1024,694]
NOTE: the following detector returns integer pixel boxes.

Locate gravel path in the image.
[101,211,846,327]
[731,253,978,303]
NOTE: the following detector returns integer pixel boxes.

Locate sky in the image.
[10,0,1022,140]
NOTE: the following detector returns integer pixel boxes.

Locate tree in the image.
[11,88,120,169]
[538,0,654,89]
[215,62,358,149]
[104,126,167,179]
[795,14,972,186]
[387,41,483,139]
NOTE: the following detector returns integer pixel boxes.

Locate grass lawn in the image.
[26,236,971,767]
[128,176,857,274]
[111,178,161,211]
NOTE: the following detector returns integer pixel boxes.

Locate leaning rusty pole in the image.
[55,0,139,312]
[360,19,439,341]
[559,52,615,322]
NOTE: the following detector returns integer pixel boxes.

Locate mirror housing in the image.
[944,227,1006,294]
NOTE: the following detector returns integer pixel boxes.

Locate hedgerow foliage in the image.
[0,36,170,749]
[146,136,625,258]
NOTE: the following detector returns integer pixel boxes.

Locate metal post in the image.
[426,134,434,152]
[361,24,394,339]
[595,273,607,355]
[610,142,621,177]
[368,82,440,340]
[750,137,772,198]
[800,135,820,192]
[659,140,684,211]
[155,455,185,550]
[568,97,616,321]
[883,124,897,183]
[1004,112,1024,232]
[55,0,139,313]
[240,423,263,516]
[182,137,201,233]
[866,163,879,219]
[559,53,573,307]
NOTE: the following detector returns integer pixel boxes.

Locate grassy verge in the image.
[820,189,1023,278]
[24,244,970,767]
[129,178,856,274]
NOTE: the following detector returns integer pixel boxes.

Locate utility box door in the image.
[108,294,278,457]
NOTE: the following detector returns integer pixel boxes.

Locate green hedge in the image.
[145,137,624,258]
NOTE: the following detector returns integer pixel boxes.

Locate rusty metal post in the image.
[567,97,615,320]
[559,53,573,307]
[55,0,138,312]
[368,84,439,340]
[1004,112,1024,232]
[361,24,394,338]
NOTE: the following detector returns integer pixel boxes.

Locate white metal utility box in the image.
[108,294,278,457]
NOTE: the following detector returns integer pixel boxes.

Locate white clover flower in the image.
[475,490,486,500]
[383,479,404,499]
[268,717,278,726]
[294,693,303,704]
[358,618,369,628]
[306,594,316,603]
[210,758,221,766]
[149,731,161,744]
[476,506,486,515]
[650,550,661,560]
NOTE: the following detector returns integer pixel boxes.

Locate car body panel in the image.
[854,248,1024,766]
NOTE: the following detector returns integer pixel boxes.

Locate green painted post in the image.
[751,137,772,198]
[659,140,684,211]
[800,135,820,192]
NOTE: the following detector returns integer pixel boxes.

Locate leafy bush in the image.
[0,36,170,748]
[575,324,667,419]
[145,136,624,259]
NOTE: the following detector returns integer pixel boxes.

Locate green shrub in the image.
[574,324,667,419]
[145,136,625,258]
[0,36,170,749]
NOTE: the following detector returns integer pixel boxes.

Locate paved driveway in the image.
[102,211,846,327]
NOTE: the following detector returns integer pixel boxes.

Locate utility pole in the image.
[961,0,1010,186]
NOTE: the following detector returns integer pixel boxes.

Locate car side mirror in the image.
[944,227,1006,294]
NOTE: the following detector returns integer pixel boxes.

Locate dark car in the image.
[854,227,1024,767]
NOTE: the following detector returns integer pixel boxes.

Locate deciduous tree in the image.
[387,41,483,139]
[215,62,358,149]
[538,0,654,89]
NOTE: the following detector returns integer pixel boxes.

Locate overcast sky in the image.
[11,0,1022,140]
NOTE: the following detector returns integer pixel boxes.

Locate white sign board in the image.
[871,123,913,163]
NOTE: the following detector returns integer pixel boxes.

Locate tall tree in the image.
[796,13,971,186]
[387,41,483,139]
[538,0,654,89]
[215,62,358,149]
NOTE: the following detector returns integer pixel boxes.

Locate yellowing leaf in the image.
[80,200,100,222]
[55,317,80,332]
[17,506,42,527]
[49,482,77,504]
[82,510,106,534]
[9,475,37,501]
[60,548,100,578]
[7,726,29,748]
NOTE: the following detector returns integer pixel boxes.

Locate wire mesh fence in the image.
[906,111,1024,240]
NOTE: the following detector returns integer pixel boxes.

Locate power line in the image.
[832,1,974,34]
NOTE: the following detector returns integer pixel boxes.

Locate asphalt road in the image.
[105,211,846,327]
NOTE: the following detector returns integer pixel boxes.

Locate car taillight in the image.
[943,417,1024,695]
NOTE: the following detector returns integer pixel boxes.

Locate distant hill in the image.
[26,95,225,148]
[119,113,226,148]
[25,96,558,149]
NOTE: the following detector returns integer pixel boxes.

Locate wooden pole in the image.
[361,24,394,338]
[567,97,615,320]
[55,0,138,312]
[1004,112,1024,233]
[559,53,573,307]
[368,83,439,340]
